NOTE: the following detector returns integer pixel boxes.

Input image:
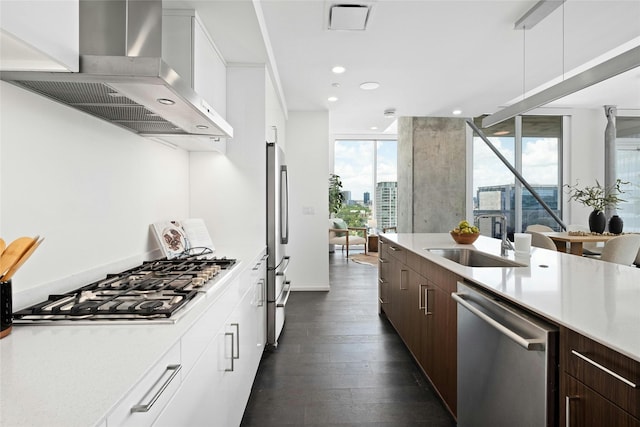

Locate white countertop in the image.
[0,262,243,427]
[382,233,640,363]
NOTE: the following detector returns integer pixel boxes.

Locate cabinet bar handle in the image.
[418,284,432,315]
[389,246,400,251]
[571,350,638,388]
[400,270,408,290]
[565,395,578,427]
[225,332,235,372]
[130,364,182,413]
[378,258,388,264]
[231,323,240,360]
[425,287,432,316]
[257,279,265,307]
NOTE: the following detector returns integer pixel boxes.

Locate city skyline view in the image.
[473,136,560,196]
[334,140,398,202]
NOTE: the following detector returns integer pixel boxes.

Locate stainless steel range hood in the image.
[0,0,233,143]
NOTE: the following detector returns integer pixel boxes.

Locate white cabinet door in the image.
[221,285,256,427]
[162,10,226,118]
[0,0,79,71]
[153,323,230,427]
[107,343,182,427]
[252,253,268,358]
[193,17,226,118]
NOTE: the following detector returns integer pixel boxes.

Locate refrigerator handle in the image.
[276,256,290,275]
[276,280,292,308]
[280,165,289,244]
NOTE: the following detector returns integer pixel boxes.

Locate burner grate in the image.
[13,257,236,323]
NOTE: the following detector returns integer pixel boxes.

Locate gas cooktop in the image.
[13,257,236,324]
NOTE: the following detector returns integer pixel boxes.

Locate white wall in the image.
[189,65,268,262]
[0,82,190,301]
[286,111,330,291]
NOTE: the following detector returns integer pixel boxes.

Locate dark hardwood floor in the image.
[240,251,456,427]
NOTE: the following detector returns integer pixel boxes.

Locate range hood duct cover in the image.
[0,0,233,140]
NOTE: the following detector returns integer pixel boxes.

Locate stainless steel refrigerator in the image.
[266,142,291,347]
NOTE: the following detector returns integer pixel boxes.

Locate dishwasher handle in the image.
[452,292,546,351]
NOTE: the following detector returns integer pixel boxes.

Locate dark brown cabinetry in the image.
[419,256,457,415]
[378,237,458,417]
[560,326,640,427]
[377,239,390,312]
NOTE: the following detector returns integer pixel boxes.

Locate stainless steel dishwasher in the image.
[452,282,558,427]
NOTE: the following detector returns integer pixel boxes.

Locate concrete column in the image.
[604,105,617,219]
[398,117,467,232]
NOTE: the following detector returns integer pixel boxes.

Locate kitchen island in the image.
[379,233,640,425]
[383,233,640,361]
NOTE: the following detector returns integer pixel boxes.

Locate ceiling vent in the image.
[328,4,371,31]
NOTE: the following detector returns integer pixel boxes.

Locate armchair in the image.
[329,218,367,258]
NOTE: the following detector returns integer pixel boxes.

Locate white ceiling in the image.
[168,0,640,135]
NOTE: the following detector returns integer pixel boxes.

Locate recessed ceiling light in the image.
[332,66,346,74]
[157,98,175,105]
[328,96,339,102]
[493,130,510,136]
[332,82,341,88]
[360,82,380,90]
[370,126,378,130]
[452,109,462,115]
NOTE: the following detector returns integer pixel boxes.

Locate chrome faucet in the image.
[474,214,515,256]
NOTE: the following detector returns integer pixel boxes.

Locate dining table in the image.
[541,231,620,256]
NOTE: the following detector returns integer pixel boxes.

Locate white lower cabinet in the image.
[153,250,267,427]
[106,343,182,427]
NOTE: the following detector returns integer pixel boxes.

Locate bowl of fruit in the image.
[450,220,480,244]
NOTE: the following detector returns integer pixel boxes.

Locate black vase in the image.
[588,210,606,234]
[608,215,624,234]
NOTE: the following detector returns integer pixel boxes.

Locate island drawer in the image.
[562,327,640,419]
[385,241,406,264]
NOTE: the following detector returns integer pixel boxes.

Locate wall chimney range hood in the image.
[0,0,233,144]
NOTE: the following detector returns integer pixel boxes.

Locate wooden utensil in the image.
[0,238,6,255]
[3,237,44,281]
[0,236,39,280]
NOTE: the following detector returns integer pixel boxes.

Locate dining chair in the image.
[600,235,640,266]
[525,224,554,232]
[527,231,557,251]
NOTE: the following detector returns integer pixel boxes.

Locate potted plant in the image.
[329,174,345,218]
[564,178,628,233]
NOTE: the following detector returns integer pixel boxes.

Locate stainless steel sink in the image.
[427,248,526,268]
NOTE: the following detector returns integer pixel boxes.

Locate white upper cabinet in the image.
[0,0,79,71]
[162,9,227,119]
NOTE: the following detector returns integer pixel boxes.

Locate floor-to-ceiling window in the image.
[472,116,563,238]
[616,116,640,232]
[334,139,398,230]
